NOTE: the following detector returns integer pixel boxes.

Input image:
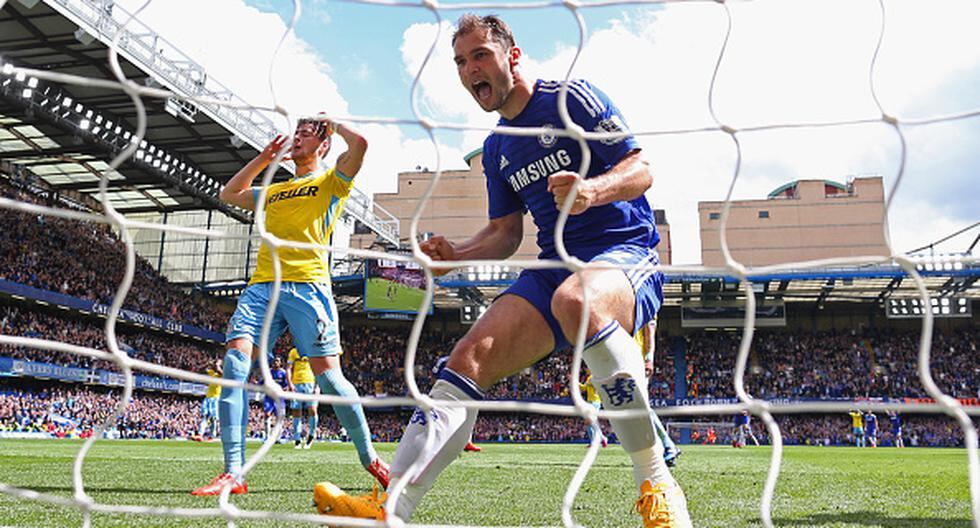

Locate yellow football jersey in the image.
[634,329,646,356]
[205,368,221,399]
[580,375,601,404]
[635,320,654,362]
[849,411,864,428]
[249,167,354,285]
[287,347,316,385]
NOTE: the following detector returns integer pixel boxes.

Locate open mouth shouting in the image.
[472,80,493,107]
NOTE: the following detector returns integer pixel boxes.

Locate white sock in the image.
[583,321,674,490]
[389,370,481,520]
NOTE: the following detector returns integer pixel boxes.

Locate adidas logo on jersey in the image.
[500,155,510,170]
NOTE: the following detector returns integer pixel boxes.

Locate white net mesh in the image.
[0,0,978,527]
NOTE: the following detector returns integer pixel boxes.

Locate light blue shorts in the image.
[290,382,317,410]
[226,282,341,358]
[201,397,218,418]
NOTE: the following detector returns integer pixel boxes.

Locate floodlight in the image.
[74,28,95,46]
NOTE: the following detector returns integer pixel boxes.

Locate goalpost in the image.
[0,0,978,527]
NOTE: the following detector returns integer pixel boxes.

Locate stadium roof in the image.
[430,264,980,306]
[0,0,285,222]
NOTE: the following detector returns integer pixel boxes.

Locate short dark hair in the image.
[296,118,330,141]
[452,13,515,49]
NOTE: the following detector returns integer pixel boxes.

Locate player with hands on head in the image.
[191,115,389,497]
[315,14,689,527]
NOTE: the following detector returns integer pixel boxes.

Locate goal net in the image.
[0,0,978,527]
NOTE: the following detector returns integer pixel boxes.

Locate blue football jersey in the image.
[482,79,659,260]
[889,414,902,433]
[865,413,878,433]
[267,367,288,389]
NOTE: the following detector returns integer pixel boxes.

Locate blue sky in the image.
[249,0,657,123]
[113,0,979,265]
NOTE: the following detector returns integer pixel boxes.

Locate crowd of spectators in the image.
[2,381,976,447]
[0,304,222,372]
[1,383,200,439]
[0,183,226,331]
[337,325,676,402]
[3,298,977,406]
[673,413,978,449]
[685,328,978,400]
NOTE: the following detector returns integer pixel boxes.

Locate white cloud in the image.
[110,0,456,227]
[400,21,498,132]
[406,0,980,264]
[110,0,978,265]
[116,0,346,124]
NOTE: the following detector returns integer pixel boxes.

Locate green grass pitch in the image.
[0,439,973,527]
[364,277,427,313]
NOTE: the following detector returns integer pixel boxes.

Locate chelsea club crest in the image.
[538,124,557,149]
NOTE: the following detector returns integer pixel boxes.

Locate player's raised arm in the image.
[218,134,289,210]
[320,116,368,179]
[547,149,651,215]
[219,134,290,211]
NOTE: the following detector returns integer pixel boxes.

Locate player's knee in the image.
[444,338,489,386]
[226,338,255,358]
[551,282,587,336]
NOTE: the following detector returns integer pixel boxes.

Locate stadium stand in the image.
[0,181,227,331]
[1,163,977,450]
[3,379,976,447]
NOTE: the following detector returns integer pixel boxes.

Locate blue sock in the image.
[587,402,601,443]
[316,368,376,468]
[308,413,318,439]
[239,394,248,468]
[293,416,302,441]
[218,348,251,477]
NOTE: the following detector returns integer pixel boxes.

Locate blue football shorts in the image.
[289,382,317,410]
[226,282,341,358]
[263,394,284,415]
[502,243,664,351]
